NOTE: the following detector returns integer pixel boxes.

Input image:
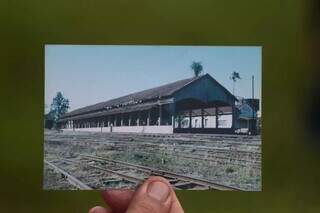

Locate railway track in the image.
[133,151,261,169]
[50,155,243,191]
[46,139,261,167]
[79,154,243,190]
[45,135,261,148]
[45,131,261,145]
[44,160,92,190]
[45,139,261,156]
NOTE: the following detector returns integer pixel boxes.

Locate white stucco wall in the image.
[76,127,102,132]
[218,114,233,128]
[62,125,173,134]
[173,115,232,128]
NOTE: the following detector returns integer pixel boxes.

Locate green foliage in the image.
[48,92,70,127]
[44,111,55,129]
[190,61,203,77]
[229,71,241,95]
[230,71,241,82]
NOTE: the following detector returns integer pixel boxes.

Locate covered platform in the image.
[58,74,239,134]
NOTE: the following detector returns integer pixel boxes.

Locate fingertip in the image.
[101,190,134,213]
[101,189,134,203]
[145,176,172,188]
[125,177,173,213]
[88,206,110,213]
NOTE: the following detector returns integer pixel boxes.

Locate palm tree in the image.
[229,71,241,95]
[191,61,203,77]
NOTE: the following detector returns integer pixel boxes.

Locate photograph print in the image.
[44,45,262,191]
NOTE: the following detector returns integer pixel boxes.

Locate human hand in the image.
[89,176,184,213]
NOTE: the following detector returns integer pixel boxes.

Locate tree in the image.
[190,61,203,77]
[44,110,55,129]
[48,92,70,128]
[229,71,241,96]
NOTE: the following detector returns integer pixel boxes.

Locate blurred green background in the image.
[2,0,320,212]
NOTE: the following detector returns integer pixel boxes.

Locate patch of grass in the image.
[226,167,235,173]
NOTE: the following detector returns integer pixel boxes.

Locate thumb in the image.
[126,177,173,213]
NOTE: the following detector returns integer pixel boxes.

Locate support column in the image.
[147,110,150,126]
[137,112,140,126]
[158,105,162,126]
[189,110,192,128]
[201,108,204,128]
[215,107,219,128]
[129,114,131,126]
[120,114,123,126]
[231,105,236,131]
[171,103,176,127]
[171,115,174,127]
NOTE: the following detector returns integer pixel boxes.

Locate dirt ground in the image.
[44,130,261,191]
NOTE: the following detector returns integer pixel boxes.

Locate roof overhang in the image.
[58,101,159,121]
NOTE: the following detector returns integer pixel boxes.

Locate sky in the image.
[45,45,261,113]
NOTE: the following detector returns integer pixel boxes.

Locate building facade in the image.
[58,74,253,134]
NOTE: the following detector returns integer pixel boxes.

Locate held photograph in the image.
[44,45,262,191]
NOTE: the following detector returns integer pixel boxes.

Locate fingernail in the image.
[147,181,170,202]
[89,206,107,213]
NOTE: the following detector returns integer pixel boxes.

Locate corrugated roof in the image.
[60,73,237,120]
[61,75,202,118]
[59,102,158,121]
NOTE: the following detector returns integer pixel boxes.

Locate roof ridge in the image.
[167,74,205,95]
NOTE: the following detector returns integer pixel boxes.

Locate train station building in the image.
[58,73,258,134]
